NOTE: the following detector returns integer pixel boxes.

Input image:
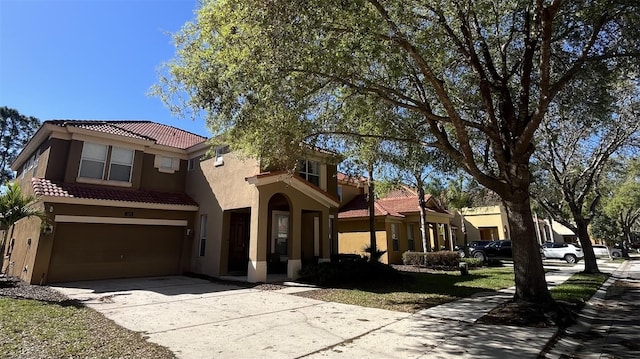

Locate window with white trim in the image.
[108,147,134,182]
[214,146,229,166]
[392,223,399,251]
[159,156,173,169]
[187,156,200,171]
[199,214,207,256]
[79,143,108,179]
[407,223,415,251]
[298,159,320,187]
[79,142,134,182]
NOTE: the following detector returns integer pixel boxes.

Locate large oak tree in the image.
[156,0,640,306]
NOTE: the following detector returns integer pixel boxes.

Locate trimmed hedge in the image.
[460,257,484,268]
[402,251,461,269]
[298,260,402,286]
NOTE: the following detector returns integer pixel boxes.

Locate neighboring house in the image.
[337,181,454,264]
[457,205,510,241]
[454,205,575,246]
[6,120,339,284]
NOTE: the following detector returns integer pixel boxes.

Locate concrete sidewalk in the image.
[52,259,629,359]
[543,258,640,359]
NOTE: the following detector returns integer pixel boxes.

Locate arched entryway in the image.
[267,193,291,274]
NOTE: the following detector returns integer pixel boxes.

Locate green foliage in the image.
[297,267,515,313]
[402,251,460,269]
[550,273,609,304]
[460,258,483,268]
[156,0,640,301]
[0,107,40,183]
[0,181,45,273]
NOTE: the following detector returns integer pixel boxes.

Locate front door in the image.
[228,212,250,273]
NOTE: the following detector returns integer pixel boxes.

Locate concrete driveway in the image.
[52,276,410,359]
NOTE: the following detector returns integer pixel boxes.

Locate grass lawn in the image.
[297,267,515,313]
[550,272,609,304]
[0,297,174,359]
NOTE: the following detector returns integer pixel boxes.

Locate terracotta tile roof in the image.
[32,178,198,207]
[46,120,207,149]
[338,194,404,219]
[338,192,447,219]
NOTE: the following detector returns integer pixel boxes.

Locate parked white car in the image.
[542,242,584,263]
[592,245,611,258]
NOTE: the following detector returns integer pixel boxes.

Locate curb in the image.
[539,259,630,358]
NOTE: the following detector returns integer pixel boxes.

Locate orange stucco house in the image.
[4,120,339,284]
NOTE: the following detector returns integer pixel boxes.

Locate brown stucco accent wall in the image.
[139,153,187,192]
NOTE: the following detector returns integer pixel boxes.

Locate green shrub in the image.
[461,258,483,268]
[402,251,460,269]
[402,251,424,265]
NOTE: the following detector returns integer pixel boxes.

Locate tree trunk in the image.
[574,217,600,273]
[503,196,553,304]
[415,175,430,253]
[367,163,377,262]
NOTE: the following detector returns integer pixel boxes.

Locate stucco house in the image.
[337,180,454,264]
[5,120,339,284]
[453,205,573,245]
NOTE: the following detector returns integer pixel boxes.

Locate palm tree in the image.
[0,181,45,275]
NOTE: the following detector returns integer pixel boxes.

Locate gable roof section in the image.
[46,120,207,149]
[338,194,404,219]
[338,187,450,220]
[246,171,340,208]
[32,178,198,211]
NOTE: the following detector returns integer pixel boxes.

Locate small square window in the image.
[160,156,173,169]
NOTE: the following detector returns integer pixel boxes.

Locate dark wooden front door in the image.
[228,212,250,273]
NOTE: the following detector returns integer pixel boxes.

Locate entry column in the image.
[287,207,302,279]
[247,192,267,283]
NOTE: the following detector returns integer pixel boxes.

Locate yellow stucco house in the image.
[337,181,454,264]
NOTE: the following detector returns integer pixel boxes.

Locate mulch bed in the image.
[0,277,71,302]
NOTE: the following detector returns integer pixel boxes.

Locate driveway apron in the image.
[52,276,409,359]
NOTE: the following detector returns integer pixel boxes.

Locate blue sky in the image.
[0,0,209,137]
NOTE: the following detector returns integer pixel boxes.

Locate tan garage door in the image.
[47,223,184,283]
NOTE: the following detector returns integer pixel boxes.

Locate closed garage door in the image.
[47,223,184,283]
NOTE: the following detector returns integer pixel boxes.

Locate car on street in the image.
[609,244,624,258]
[592,244,611,258]
[541,242,584,263]
[459,240,494,258]
[471,240,512,261]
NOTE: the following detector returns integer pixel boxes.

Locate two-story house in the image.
[5,120,339,284]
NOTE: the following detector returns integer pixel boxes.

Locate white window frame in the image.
[199,214,207,257]
[391,223,399,252]
[187,156,199,171]
[298,159,320,187]
[154,154,180,174]
[79,142,108,180]
[215,146,229,167]
[407,223,415,251]
[108,146,134,182]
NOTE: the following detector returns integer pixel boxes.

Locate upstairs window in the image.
[298,159,320,187]
[79,143,108,179]
[215,146,229,166]
[79,142,134,183]
[108,147,134,182]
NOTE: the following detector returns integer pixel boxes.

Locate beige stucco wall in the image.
[460,205,510,241]
[185,152,260,277]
